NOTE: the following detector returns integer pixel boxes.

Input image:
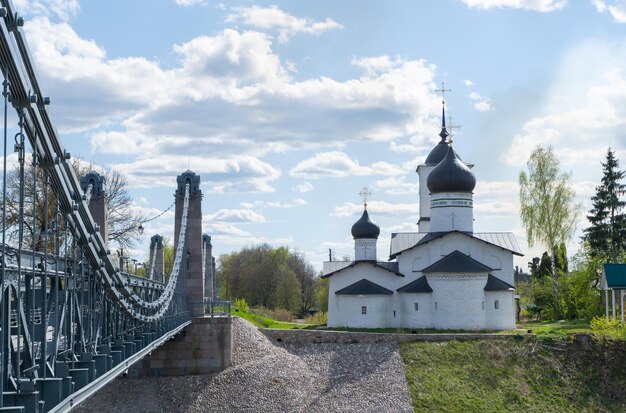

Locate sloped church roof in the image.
[335,279,393,295]
[418,250,493,273]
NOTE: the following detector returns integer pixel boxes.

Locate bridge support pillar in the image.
[130,316,232,377]
[80,172,108,248]
[149,234,164,282]
[175,171,204,316]
[203,234,214,301]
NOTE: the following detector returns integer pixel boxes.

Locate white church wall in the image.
[485,291,516,330]
[398,293,433,328]
[405,250,431,278]
[490,253,515,286]
[331,295,390,328]
[429,274,488,330]
[429,192,474,233]
[326,264,399,328]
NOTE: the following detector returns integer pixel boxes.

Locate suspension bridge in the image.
[0,1,230,411]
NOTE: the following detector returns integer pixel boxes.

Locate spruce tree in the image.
[584,148,626,262]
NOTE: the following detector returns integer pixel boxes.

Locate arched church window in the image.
[494,300,500,310]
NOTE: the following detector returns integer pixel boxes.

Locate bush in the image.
[233,297,249,313]
[305,311,327,325]
[590,315,626,339]
[254,306,293,322]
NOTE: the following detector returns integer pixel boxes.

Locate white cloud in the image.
[205,209,266,223]
[14,0,80,21]
[203,222,251,237]
[475,181,520,197]
[25,14,440,194]
[469,91,493,112]
[474,101,493,111]
[373,176,419,195]
[464,79,475,87]
[461,0,567,12]
[293,182,314,193]
[384,222,419,233]
[502,39,626,167]
[333,201,418,217]
[572,180,600,198]
[109,155,281,190]
[593,0,626,23]
[226,5,343,43]
[240,199,307,209]
[290,152,403,179]
[389,141,419,153]
[175,0,208,7]
[351,55,405,76]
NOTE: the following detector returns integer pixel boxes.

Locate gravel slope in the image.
[76,317,413,413]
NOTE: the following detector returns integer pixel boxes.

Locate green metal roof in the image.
[603,264,626,289]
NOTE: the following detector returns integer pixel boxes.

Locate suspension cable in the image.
[0,75,8,408]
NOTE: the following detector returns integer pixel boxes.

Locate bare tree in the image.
[1,157,145,250]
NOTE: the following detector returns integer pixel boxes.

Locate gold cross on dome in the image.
[447,115,461,144]
[359,187,372,206]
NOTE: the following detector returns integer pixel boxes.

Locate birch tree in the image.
[519,145,581,319]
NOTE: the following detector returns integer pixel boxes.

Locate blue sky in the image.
[11,0,626,271]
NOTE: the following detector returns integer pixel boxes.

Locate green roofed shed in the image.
[602,264,626,289]
[601,264,626,323]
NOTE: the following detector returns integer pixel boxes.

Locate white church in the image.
[322,105,523,330]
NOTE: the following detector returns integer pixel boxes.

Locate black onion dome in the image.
[425,140,450,165]
[351,208,380,239]
[425,140,464,165]
[427,146,476,194]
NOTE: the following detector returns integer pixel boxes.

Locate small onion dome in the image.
[427,146,476,194]
[351,208,380,239]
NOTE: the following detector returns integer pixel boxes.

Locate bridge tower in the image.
[150,234,165,282]
[203,234,214,300]
[175,171,204,316]
[80,171,108,248]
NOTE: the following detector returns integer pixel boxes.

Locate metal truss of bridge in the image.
[0,1,217,411]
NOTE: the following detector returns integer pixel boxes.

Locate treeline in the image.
[217,244,328,318]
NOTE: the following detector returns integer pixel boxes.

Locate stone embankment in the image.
[76,317,413,413]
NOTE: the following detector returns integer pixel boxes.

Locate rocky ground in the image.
[76,317,413,413]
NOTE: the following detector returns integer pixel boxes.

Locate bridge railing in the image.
[0,0,197,410]
[204,299,231,318]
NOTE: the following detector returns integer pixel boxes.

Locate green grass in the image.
[517,319,591,340]
[321,319,592,338]
[318,326,509,334]
[232,307,315,329]
[401,337,626,413]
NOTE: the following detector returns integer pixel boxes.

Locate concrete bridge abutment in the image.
[130,316,232,377]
